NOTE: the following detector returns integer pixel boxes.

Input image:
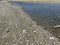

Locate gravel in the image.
[0,2,60,45]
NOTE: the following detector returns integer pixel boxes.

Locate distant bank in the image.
[1,0,60,3]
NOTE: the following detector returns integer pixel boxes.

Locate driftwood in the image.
[53,25,60,28]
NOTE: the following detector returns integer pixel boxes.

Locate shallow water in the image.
[11,2,60,25]
[11,2,60,38]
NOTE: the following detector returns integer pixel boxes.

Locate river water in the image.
[11,2,60,38]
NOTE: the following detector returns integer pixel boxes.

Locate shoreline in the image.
[0,2,60,45]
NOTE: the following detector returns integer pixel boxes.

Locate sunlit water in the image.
[11,2,60,38]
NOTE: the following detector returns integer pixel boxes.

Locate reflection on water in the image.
[11,2,60,38]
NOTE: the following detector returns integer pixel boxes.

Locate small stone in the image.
[49,37,54,40]
[23,29,26,34]
[26,40,29,42]
[2,34,7,38]
[14,39,17,41]
[18,37,22,40]
[13,44,16,45]
[10,22,12,25]
[0,21,2,22]
[5,43,8,45]
[34,30,36,32]
[16,24,18,28]
[6,30,9,33]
